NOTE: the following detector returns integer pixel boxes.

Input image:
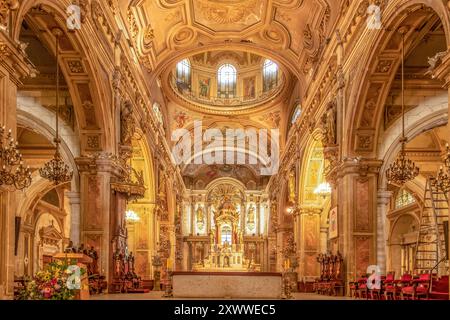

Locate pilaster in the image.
[0,28,35,299]
[334,159,382,293]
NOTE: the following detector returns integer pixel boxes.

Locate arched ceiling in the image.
[122,0,340,88]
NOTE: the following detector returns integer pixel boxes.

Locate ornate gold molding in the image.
[431,50,450,88]
[0,33,36,85]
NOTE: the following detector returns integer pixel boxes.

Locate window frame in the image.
[217,63,237,98]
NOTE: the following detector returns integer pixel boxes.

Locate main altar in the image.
[195,195,247,271]
[183,180,265,273]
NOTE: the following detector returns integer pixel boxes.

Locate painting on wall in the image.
[198,77,211,98]
[329,207,338,239]
[243,76,256,100]
[304,215,318,250]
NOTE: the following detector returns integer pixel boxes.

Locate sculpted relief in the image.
[193,0,264,30]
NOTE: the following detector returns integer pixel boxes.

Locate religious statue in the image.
[88,246,99,275]
[127,252,135,274]
[64,240,76,253]
[209,229,215,245]
[120,100,135,145]
[77,243,87,254]
[113,248,122,276]
[321,101,336,146]
[247,205,256,225]
[196,205,205,226]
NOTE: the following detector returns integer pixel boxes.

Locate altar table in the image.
[172,272,282,299]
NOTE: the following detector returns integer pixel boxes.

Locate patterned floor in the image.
[91,292,353,300]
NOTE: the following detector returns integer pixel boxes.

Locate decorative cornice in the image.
[334,158,383,180]
[0,32,36,85]
[299,205,323,216]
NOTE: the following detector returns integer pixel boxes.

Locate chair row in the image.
[349,272,449,300]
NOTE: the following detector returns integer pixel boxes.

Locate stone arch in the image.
[125,135,157,279]
[13,0,115,152]
[15,117,79,217]
[387,208,420,276]
[377,94,448,189]
[346,1,450,156]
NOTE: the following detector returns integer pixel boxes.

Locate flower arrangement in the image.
[17,259,86,300]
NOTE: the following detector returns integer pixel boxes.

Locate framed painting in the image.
[329,207,338,239]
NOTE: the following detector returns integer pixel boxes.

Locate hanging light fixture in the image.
[0,126,32,190]
[314,182,331,199]
[125,210,140,222]
[435,166,450,193]
[39,28,73,185]
[444,143,450,171]
[386,27,419,186]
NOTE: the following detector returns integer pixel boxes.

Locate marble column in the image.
[66,192,81,246]
[377,190,392,274]
[256,202,261,235]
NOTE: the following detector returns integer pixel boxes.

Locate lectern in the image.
[53,253,93,300]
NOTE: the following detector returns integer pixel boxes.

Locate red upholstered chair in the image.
[349,280,358,298]
[385,273,412,300]
[369,275,388,300]
[429,276,449,300]
[349,277,366,298]
[355,277,369,299]
[401,273,434,300]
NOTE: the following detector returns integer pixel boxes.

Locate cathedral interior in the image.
[0,0,449,301]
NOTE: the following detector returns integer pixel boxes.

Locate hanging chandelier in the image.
[314,182,331,198]
[444,143,450,171]
[386,27,419,186]
[39,28,73,185]
[0,126,32,190]
[435,166,450,193]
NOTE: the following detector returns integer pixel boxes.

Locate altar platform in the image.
[172,272,282,299]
